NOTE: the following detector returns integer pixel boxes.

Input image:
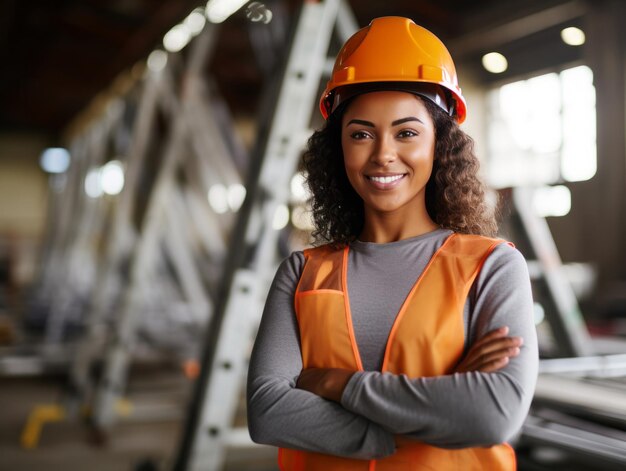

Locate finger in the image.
[464,347,520,372]
[476,346,521,367]
[465,354,513,373]
[478,356,510,373]
[471,327,510,348]
[469,336,523,358]
[455,334,522,373]
[460,344,521,372]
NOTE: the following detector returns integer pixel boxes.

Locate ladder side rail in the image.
[28,137,88,338]
[39,133,95,342]
[51,136,91,265]
[207,88,251,177]
[163,191,212,323]
[186,86,242,186]
[513,186,592,357]
[179,165,228,257]
[34,138,85,303]
[45,116,118,344]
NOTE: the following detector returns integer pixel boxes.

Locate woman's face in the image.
[341,91,436,218]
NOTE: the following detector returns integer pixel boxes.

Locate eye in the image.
[350,131,372,140]
[397,129,419,139]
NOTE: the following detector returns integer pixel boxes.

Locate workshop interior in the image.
[0,0,625,470]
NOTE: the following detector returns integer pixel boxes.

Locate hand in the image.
[296,368,354,402]
[454,326,523,373]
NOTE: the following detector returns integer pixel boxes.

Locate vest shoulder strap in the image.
[302,243,344,259]
[299,243,346,292]
[437,233,511,286]
[442,233,511,256]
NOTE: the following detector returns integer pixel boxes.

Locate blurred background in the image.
[0,0,625,470]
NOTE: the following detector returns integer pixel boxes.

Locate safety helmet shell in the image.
[320,16,467,123]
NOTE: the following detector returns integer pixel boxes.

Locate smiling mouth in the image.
[366,174,407,184]
[364,173,408,190]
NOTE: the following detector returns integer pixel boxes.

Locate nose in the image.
[370,134,396,166]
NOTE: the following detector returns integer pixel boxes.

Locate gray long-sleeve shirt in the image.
[247,228,538,460]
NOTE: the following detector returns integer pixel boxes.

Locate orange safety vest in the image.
[279,233,516,471]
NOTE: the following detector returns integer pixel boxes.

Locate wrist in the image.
[323,368,354,402]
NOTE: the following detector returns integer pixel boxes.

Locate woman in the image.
[247,17,538,470]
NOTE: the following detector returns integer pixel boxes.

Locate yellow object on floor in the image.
[21,404,66,449]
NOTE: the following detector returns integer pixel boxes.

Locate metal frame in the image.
[173,1,358,469]
[522,414,626,469]
[91,25,232,427]
[511,186,593,357]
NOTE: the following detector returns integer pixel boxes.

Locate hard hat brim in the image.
[326,82,456,120]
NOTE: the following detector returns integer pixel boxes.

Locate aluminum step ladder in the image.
[173,1,358,469]
[89,24,245,428]
[509,186,593,357]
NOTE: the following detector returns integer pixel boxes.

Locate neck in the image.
[359,208,439,243]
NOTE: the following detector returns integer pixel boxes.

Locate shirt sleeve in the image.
[340,243,539,448]
[246,251,396,459]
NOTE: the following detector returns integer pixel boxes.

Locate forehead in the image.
[343,91,431,121]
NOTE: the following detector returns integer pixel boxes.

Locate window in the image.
[486,65,596,189]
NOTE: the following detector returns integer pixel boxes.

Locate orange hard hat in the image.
[320,17,467,123]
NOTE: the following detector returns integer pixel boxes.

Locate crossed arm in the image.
[247,248,538,458]
[296,325,523,402]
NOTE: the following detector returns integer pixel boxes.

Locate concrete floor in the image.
[0,361,617,471]
[0,369,278,471]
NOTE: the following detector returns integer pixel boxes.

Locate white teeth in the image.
[369,174,404,184]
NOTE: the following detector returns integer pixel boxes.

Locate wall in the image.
[0,133,50,286]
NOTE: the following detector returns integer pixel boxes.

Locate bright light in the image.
[227,183,246,211]
[561,27,585,46]
[528,73,561,154]
[40,147,70,174]
[498,74,561,154]
[561,66,596,182]
[272,204,290,230]
[487,65,596,188]
[532,185,571,217]
[482,52,508,74]
[147,50,168,72]
[185,8,207,35]
[163,24,192,52]
[206,0,249,24]
[290,172,309,202]
[85,168,103,198]
[101,160,125,195]
[208,184,229,214]
[561,139,596,182]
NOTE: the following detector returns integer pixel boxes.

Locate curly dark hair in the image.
[302,95,498,245]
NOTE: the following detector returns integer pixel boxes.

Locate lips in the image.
[365,173,407,190]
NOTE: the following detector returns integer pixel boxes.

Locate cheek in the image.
[341,141,362,180]
[405,147,434,174]
[415,141,436,175]
[422,152,435,174]
[343,159,362,192]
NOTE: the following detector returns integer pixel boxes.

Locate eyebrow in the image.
[346,116,424,127]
